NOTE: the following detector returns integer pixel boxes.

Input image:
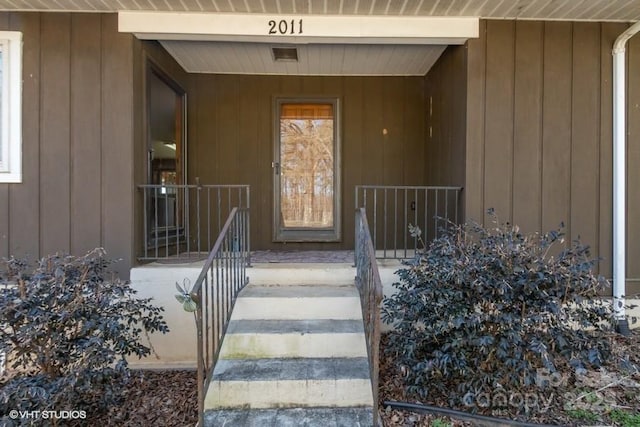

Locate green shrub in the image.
[567,408,599,422]
[611,409,640,427]
[0,249,169,421]
[382,210,615,404]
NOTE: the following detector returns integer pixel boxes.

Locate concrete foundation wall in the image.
[129,261,639,367]
[129,263,204,368]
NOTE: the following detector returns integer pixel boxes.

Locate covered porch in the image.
[128,12,474,263]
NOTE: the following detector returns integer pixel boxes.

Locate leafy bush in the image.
[382,210,616,405]
[0,249,169,420]
[610,409,640,427]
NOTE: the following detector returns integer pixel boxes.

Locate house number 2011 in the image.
[268,19,303,35]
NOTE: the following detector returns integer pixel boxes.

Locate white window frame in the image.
[0,31,22,183]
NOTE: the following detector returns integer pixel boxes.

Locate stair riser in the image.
[204,407,374,427]
[233,297,362,320]
[205,379,374,409]
[219,333,368,359]
[248,266,354,286]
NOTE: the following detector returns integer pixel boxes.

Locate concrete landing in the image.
[247,263,355,286]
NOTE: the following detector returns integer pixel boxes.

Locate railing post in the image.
[246,187,252,267]
[192,287,204,427]
[185,183,191,257]
[196,177,202,255]
[354,209,360,267]
[142,188,149,259]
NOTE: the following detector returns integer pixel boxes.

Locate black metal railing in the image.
[355,185,463,259]
[138,183,250,262]
[355,207,383,426]
[190,207,250,426]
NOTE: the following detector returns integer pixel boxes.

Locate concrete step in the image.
[219,319,368,359]
[203,280,374,426]
[205,357,373,409]
[232,284,363,320]
[248,263,355,285]
[204,407,374,426]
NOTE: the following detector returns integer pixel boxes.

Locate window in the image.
[0,31,22,183]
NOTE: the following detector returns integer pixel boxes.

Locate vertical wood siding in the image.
[188,74,426,251]
[627,23,640,295]
[0,13,136,276]
[464,20,640,292]
[424,43,467,220]
[430,47,468,184]
[513,21,544,235]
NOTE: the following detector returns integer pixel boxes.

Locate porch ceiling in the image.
[1,0,639,22]
[160,41,446,75]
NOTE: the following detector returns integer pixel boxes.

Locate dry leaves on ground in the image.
[89,369,198,427]
[379,331,640,427]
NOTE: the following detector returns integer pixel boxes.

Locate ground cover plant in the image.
[0,249,169,424]
[381,210,639,424]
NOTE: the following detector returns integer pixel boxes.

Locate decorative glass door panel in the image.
[274,99,341,242]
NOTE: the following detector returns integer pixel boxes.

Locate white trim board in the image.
[119,12,479,45]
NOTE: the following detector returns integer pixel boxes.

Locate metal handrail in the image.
[137,183,250,263]
[355,185,463,259]
[190,207,250,426]
[355,207,384,427]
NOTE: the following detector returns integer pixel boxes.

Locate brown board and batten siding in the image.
[424,44,467,191]
[462,20,640,294]
[0,13,137,276]
[187,74,426,251]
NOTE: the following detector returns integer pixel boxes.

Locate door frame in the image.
[142,58,188,250]
[272,96,342,242]
[144,60,187,186]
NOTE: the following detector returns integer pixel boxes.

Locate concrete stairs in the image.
[203,265,375,426]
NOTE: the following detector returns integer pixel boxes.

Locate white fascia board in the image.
[119,12,478,45]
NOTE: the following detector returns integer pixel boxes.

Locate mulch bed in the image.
[83,330,639,426]
[89,370,198,426]
[378,331,640,426]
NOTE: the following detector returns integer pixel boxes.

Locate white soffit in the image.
[161,41,447,76]
[119,12,479,45]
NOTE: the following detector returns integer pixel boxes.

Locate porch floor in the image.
[251,250,354,263]
[147,249,414,266]
[147,250,354,265]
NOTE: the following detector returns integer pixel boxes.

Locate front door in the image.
[273,98,341,242]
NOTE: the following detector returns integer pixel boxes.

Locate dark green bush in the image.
[382,210,615,404]
[0,249,169,421]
